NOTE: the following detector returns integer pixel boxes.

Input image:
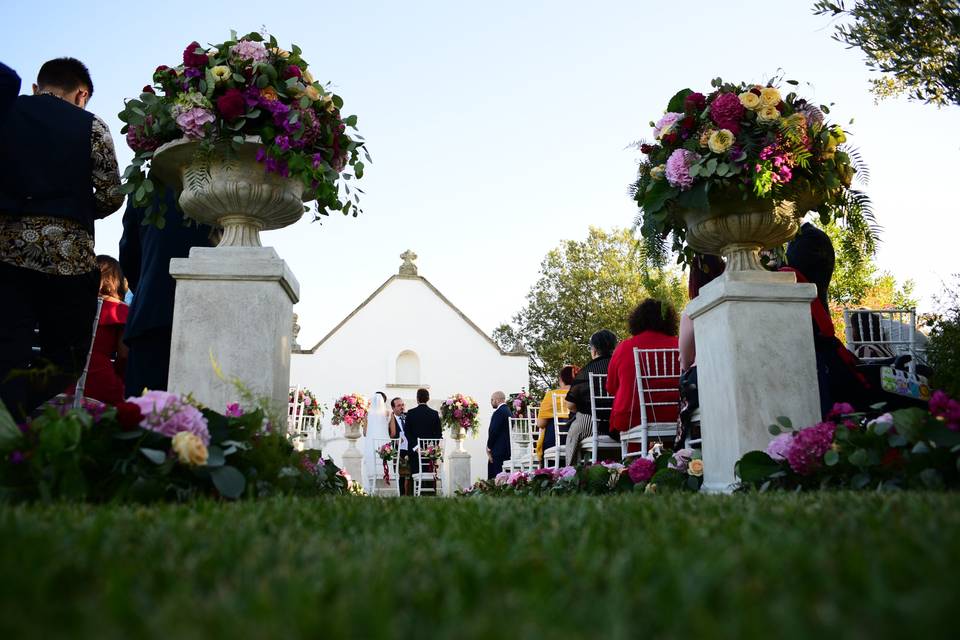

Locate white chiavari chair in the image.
[584,373,622,463]
[619,348,682,460]
[413,438,444,496]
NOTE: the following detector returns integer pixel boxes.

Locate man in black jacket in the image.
[0,58,123,419]
[0,62,20,118]
[119,188,214,396]
[403,388,442,485]
[486,390,511,479]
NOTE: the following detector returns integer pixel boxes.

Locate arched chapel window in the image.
[396,350,420,385]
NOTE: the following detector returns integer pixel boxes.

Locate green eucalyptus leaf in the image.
[140,448,167,465]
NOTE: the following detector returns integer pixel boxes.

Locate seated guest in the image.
[67,255,128,405]
[0,62,20,118]
[564,329,618,465]
[607,299,680,447]
[535,365,577,466]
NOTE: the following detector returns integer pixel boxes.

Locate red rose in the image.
[684,92,706,115]
[115,402,143,431]
[639,143,657,155]
[679,115,696,131]
[182,41,209,68]
[662,131,679,145]
[142,85,155,94]
[282,65,302,80]
[880,447,903,469]
[217,88,246,120]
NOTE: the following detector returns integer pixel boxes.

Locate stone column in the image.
[342,423,364,487]
[685,271,822,493]
[168,246,299,419]
[448,431,472,494]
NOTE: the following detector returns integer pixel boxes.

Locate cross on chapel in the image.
[399,249,418,276]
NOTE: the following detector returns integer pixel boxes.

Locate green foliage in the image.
[495,227,687,394]
[813,0,960,106]
[926,274,960,396]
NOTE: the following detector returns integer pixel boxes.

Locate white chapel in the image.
[290,250,529,483]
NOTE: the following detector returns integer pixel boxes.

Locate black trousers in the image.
[124,327,173,397]
[0,261,99,420]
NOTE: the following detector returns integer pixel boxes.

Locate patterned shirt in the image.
[0,97,124,275]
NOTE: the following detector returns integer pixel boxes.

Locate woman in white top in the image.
[363,391,391,493]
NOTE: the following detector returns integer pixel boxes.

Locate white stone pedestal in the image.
[686,271,822,493]
[168,247,299,418]
[342,423,364,487]
[449,441,472,494]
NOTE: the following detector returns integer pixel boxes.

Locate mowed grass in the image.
[1,493,959,639]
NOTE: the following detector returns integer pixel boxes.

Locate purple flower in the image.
[508,471,528,486]
[225,403,244,418]
[275,135,291,152]
[494,471,510,486]
[627,457,656,483]
[127,390,210,445]
[668,448,694,472]
[9,451,25,464]
[556,466,577,480]
[256,148,267,162]
[930,391,960,430]
[184,67,202,80]
[665,148,699,190]
[766,432,794,461]
[827,403,856,419]
[533,467,555,479]
[230,40,269,63]
[709,92,745,134]
[653,112,683,139]
[175,107,216,139]
[312,153,323,169]
[784,422,836,475]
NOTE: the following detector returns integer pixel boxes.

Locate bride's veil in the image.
[363,393,389,491]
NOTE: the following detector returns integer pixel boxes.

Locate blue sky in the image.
[6,0,959,346]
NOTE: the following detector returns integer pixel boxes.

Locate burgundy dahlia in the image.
[216,88,246,120]
[182,41,209,68]
[709,92,745,134]
[684,91,706,115]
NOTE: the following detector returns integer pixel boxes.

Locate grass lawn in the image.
[2,493,959,639]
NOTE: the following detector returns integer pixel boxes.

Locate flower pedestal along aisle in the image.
[441,394,479,493]
[331,393,369,485]
[633,79,871,492]
[119,33,366,417]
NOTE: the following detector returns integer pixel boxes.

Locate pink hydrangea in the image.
[494,471,511,486]
[784,422,836,475]
[668,448,694,472]
[175,107,215,139]
[709,92,745,133]
[653,112,683,139]
[508,471,528,486]
[556,466,577,479]
[128,390,210,445]
[930,390,960,431]
[230,39,269,62]
[225,403,243,418]
[627,457,656,483]
[665,148,699,190]
[765,432,794,461]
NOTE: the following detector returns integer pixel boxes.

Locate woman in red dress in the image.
[69,255,129,405]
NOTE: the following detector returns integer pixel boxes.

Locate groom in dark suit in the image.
[404,388,442,484]
[486,390,511,478]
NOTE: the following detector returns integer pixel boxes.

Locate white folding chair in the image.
[527,405,540,453]
[584,373,622,464]
[371,438,401,497]
[413,438,443,497]
[543,391,570,468]
[844,308,921,375]
[507,417,537,473]
[619,348,682,460]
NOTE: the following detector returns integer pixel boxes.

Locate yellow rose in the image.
[739,91,761,111]
[688,459,704,477]
[644,483,657,494]
[699,128,715,148]
[304,85,321,102]
[760,87,781,107]
[270,47,291,58]
[171,432,208,466]
[320,94,336,113]
[708,129,735,154]
[302,70,314,84]
[757,106,781,124]
[260,86,279,101]
[650,164,666,181]
[210,65,231,84]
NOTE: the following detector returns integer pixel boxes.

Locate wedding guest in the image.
[535,365,577,466]
[67,256,129,405]
[564,329,618,464]
[607,299,680,448]
[404,388,442,491]
[486,390,511,478]
[0,62,21,118]
[0,57,123,419]
[119,188,214,396]
[388,396,411,495]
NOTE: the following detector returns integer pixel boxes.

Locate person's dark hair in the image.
[628,299,679,336]
[559,365,577,386]
[786,222,835,308]
[97,255,126,299]
[390,397,402,409]
[376,391,387,403]
[588,329,618,357]
[688,253,725,299]
[37,57,94,95]
[416,388,429,404]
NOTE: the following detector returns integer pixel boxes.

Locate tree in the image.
[813,1,960,106]
[926,275,960,396]
[495,227,687,395]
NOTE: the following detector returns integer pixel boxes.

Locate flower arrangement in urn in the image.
[118,30,367,227]
[508,390,531,419]
[331,393,369,428]
[632,76,874,267]
[440,393,480,437]
[288,387,324,418]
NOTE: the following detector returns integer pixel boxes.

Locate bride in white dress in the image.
[363,392,391,493]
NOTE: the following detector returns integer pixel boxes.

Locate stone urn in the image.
[150,137,306,247]
[681,197,809,272]
[450,425,467,452]
[344,421,364,441]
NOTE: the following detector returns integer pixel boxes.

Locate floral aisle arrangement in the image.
[118,31,368,227]
[420,443,443,483]
[459,448,704,496]
[508,390,531,419]
[631,77,874,265]
[330,393,369,428]
[440,394,480,437]
[0,391,361,503]
[735,394,960,491]
[377,441,398,485]
[289,387,324,418]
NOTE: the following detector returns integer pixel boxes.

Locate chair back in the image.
[373,438,401,496]
[287,385,305,434]
[844,308,919,374]
[588,373,615,463]
[508,417,536,472]
[548,390,571,468]
[633,347,682,452]
[73,298,103,409]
